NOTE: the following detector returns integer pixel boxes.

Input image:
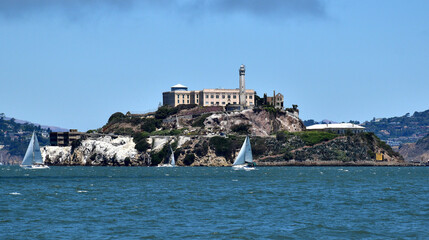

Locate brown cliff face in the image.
[399,134,429,163]
[202,109,305,136]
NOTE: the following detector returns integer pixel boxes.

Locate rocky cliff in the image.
[398,133,429,163]
[103,107,305,137]
[43,132,405,166]
[43,135,142,166]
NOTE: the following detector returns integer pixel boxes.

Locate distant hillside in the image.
[398,133,429,163]
[362,109,429,145]
[0,115,53,165]
[1,114,68,132]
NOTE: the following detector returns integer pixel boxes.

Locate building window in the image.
[216,95,219,99]
[216,102,219,105]
[197,99,199,103]
[205,101,209,105]
[206,95,209,98]
[228,95,231,98]
[187,100,189,103]
[211,102,214,105]
[233,95,236,99]
[222,102,225,105]
[249,95,253,99]
[222,95,225,99]
[177,100,179,103]
[233,102,237,104]
[182,100,184,103]
[211,95,214,98]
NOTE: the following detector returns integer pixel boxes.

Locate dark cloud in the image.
[0,0,326,20]
[212,0,325,18]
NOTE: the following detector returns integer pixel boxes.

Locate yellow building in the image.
[162,65,255,108]
[163,85,255,107]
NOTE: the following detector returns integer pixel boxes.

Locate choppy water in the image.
[1,166,428,239]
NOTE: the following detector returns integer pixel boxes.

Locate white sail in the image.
[233,136,253,165]
[169,146,175,166]
[21,132,46,168]
[21,133,36,166]
[33,133,43,164]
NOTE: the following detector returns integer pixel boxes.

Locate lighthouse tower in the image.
[239,64,246,107]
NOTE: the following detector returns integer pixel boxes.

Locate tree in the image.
[108,112,125,124]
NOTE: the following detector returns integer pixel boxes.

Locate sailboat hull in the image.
[20,165,49,170]
[157,164,175,168]
[232,164,255,171]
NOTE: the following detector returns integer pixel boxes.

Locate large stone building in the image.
[163,65,255,108]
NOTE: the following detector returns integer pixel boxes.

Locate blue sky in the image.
[1,0,428,131]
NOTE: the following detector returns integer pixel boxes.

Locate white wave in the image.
[77,190,88,193]
[9,192,21,195]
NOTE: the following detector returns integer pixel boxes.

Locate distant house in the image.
[306,123,365,134]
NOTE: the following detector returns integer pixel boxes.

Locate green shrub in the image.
[283,152,293,161]
[141,118,162,133]
[108,112,125,124]
[194,141,208,157]
[251,138,267,157]
[294,131,338,146]
[191,113,211,127]
[151,144,169,166]
[367,150,376,159]
[276,131,289,141]
[209,136,233,159]
[135,139,150,152]
[183,153,195,166]
[124,157,131,166]
[133,131,150,143]
[231,123,251,135]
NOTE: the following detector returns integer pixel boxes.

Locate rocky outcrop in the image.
[43,135,143,166]
[103,107,305,137]
[398,134,429,163]
[202,109,304,136]
[43,132,405,166]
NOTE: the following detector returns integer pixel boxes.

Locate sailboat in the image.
[20,132,49,169]
[232,136,255,170]
[157,145,176,167]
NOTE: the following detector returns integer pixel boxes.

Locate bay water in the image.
[1,166,428,239]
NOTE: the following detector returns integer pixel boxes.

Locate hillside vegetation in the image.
[362,109,429,145]
[0,116,50,164]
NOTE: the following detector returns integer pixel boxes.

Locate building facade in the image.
[162,65,255,108]
[265,91,284,109]
[163,86,255,108]
[50,129,83,146]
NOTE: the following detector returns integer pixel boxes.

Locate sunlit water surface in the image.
[1,166,428,239]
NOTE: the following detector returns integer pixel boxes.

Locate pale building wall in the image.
[163,88,255,107]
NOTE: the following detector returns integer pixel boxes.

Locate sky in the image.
[0,0,428,131]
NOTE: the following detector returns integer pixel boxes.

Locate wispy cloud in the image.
[0,0,326,20]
